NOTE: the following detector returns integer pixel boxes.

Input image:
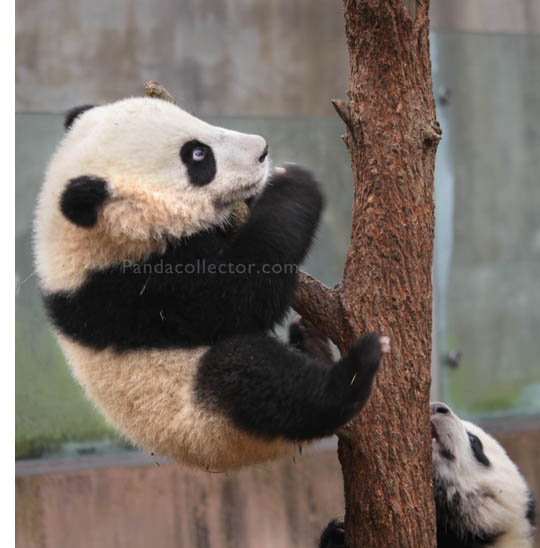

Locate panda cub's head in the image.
[35,97,269,292]
[431,402,536,547]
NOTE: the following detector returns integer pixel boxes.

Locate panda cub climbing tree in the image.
[34,97,390,471]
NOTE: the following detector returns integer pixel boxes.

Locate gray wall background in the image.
[432,32,540,414]
[15,3,540,547]
[16,0,540,115]
[16,0,349,116]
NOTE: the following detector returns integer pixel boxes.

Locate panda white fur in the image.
[319,402,536,548]
[34,97,389,471]
[430,402,535,547]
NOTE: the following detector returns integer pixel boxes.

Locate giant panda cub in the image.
[430,402,536,547]
[319,402,536,548]
[34,97,390,471]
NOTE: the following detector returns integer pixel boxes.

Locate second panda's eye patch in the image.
[180,140,216,187]
[468,432,491,467]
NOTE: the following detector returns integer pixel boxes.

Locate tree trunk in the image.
[293,0,440,546]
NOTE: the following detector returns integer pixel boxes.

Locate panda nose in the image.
[258,142,269,163]
[430,402,451,416]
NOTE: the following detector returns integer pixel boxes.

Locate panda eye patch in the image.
[468,432,490,467]
[180,140,216,187]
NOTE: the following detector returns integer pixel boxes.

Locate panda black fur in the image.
[34,97,390,471]
[319,402,536,548]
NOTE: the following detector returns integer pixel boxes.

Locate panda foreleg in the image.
[226,164,323,268]
[194,333,385,442]
[198,166,324,334]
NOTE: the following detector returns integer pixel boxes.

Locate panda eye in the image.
[192,147,206,162]
[468,433,480,448]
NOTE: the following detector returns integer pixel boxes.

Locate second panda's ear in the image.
[60,176,109,228]
[64,105,95,131]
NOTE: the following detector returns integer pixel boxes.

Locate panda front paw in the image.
[348,332,390,379]
[319,519,347,548]
[262,164,324,213]
[379,335,390,354]
[335,333,389,408]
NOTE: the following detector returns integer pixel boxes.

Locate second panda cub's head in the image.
[431,402,536,547]
[35,97,270,292]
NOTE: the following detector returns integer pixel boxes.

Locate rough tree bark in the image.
[294,0,441,546]
[146,1,439,541]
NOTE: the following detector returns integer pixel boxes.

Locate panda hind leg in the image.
[194,332,387,442]
[319,520,347,548]
[288,315,334,365]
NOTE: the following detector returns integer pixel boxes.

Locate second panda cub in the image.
[320,402,536,548]
[431,402,535,548]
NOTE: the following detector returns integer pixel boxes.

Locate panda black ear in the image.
[64,105,95,131]
[60,176,109,227]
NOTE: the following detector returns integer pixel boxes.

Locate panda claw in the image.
[380,336,390,354]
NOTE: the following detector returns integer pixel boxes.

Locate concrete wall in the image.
[432,31,540,414]
[430,0,540,34]
[16,431,540,548]
[16,0,540,115]
[16,450,344,548]
[15,0,349,116]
